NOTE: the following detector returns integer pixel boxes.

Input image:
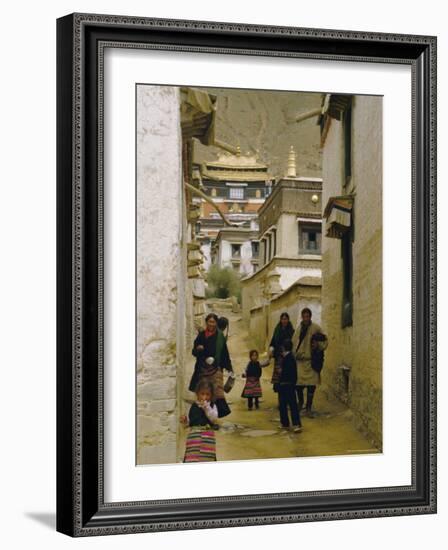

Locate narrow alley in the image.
[210,303,379,462]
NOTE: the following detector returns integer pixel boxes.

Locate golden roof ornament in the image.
[287,145,297,177]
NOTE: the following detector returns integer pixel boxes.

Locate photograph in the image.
[0,0,443,544]
[55,10,436,535]
[136,85,382,465]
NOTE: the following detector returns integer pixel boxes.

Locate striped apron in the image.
[241,376,262,398]
[183,426,216,462]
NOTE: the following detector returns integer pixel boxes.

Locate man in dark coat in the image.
[277,339,302,432]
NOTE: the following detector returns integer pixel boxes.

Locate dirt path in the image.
[212,304,379,462]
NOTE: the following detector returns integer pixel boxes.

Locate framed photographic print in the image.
[56,13,437,536]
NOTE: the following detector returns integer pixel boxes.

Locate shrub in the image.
[206,265,241,300]
[205,286,215,300]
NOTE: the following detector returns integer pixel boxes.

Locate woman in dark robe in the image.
[189,313,234,418]
[269,312,295,392]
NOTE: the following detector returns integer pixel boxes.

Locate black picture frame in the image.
[56,13,437,536]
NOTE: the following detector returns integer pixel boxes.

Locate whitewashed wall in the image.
[321,96,383,447]
[240,241,253,274]
[219,240,232,267]
[136,85,183,465]
[218,238,255,275]
[201,241,212,270]
[278,265,321,290]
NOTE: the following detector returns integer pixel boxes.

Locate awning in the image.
[325,94,352,121]
[297,217,323,223]
[323,195,354,238]
[180,88,216,145]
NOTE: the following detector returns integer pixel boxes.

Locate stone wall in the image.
[247,278,322,352]
[276,213,300,258]
[321,96,383,449]
[241,257,321,328]
[258,179,322,236]
[248,306,267,351]
[136,86,184,465]
[269,278,321,335]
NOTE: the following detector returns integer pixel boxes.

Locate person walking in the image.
[293,308,328,418]
[277,339,302,432]
[189,313,234,418]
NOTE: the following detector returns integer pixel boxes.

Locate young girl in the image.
[181,380,218,462]
[241,350,270,410]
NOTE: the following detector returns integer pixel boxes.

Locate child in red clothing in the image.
[241,350,270,410]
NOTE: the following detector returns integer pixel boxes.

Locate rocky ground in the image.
[209,304,380,462]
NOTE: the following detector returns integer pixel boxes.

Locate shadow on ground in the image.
[25,512,56,530]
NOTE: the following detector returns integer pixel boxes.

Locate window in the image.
[211,187,217,197]
[251,241,259,258]
[341,232,353,327]
[255,189,261,198]
[250,219,259,231]
[229,187,244,200]
[299,224,322,254]
[343,105,352,185]
[231,244,241,258]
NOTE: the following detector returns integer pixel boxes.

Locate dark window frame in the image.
[251,241,260,258]
[298,222,322,255]
[341,230,353,328]
[229,187,245,200]
[343,104,353,186]
[231,243,242,258]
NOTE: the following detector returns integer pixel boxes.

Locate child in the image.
[217,316,229,341]
[241,350,270,410]
[181,380,218,462]
[278,340,302,432]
